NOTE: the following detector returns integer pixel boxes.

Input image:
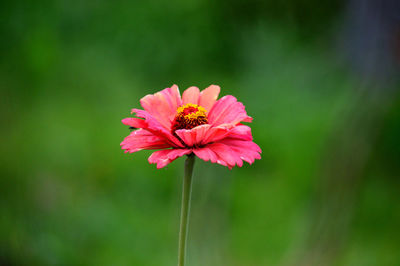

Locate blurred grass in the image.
[1,0,400,265]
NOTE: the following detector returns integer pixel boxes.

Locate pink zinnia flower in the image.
[121,85,261,169]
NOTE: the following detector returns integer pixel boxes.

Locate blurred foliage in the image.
[1,0,400,265]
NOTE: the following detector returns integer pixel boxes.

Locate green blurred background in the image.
[1,0,400,265]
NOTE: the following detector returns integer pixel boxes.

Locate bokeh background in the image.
[1,0,400,265]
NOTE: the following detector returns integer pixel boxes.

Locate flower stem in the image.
[178,154,195,266]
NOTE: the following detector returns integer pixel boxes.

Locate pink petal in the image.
[132,109,184,148]
[120,129,171,153]
[199,85,220,112]
[148,149,192,168]
[193,147,218,163]
[208,95,252,126]
[221,139,261,153]
[122,118,147,128]
[175,124,212,147]
[182,86,200,105]
[140,85,182,129]
[225,124,253,141]
[202,124,232,144]
[201,124,252,144]
[219,139,261,165]
[194,139,261,168]
[242,116,253,123]
[175,123,254,148]
[207,143,243,169]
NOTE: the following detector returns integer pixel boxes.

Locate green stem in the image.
[178,154,196,266]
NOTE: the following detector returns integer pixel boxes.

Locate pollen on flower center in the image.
[171,103,208,134]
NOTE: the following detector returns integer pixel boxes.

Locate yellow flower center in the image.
[172,104,208,134]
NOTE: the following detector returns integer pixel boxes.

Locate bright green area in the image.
[1,1,400,265]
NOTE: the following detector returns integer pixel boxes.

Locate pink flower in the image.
[121,85,261,169]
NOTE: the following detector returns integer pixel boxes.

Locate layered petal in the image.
[121,129,171,153]
[193,147,218,163]
[131,109,184,148]
[182,86,200,105]
[224,124,253,141]
[203,123,253,144]
[148,149,192,168]
[199,85,220,112]
[174,123,253,147]
[206,143,243,169]
[175,124,212,147]
[122,118,147,128]
[193,139,261,168]
[140,85,182,129]
[218,139,261,165]
[208,95,252,126]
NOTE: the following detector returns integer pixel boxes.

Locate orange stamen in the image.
[172,104,208,134]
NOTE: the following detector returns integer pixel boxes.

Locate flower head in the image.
[121,85,261,169]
